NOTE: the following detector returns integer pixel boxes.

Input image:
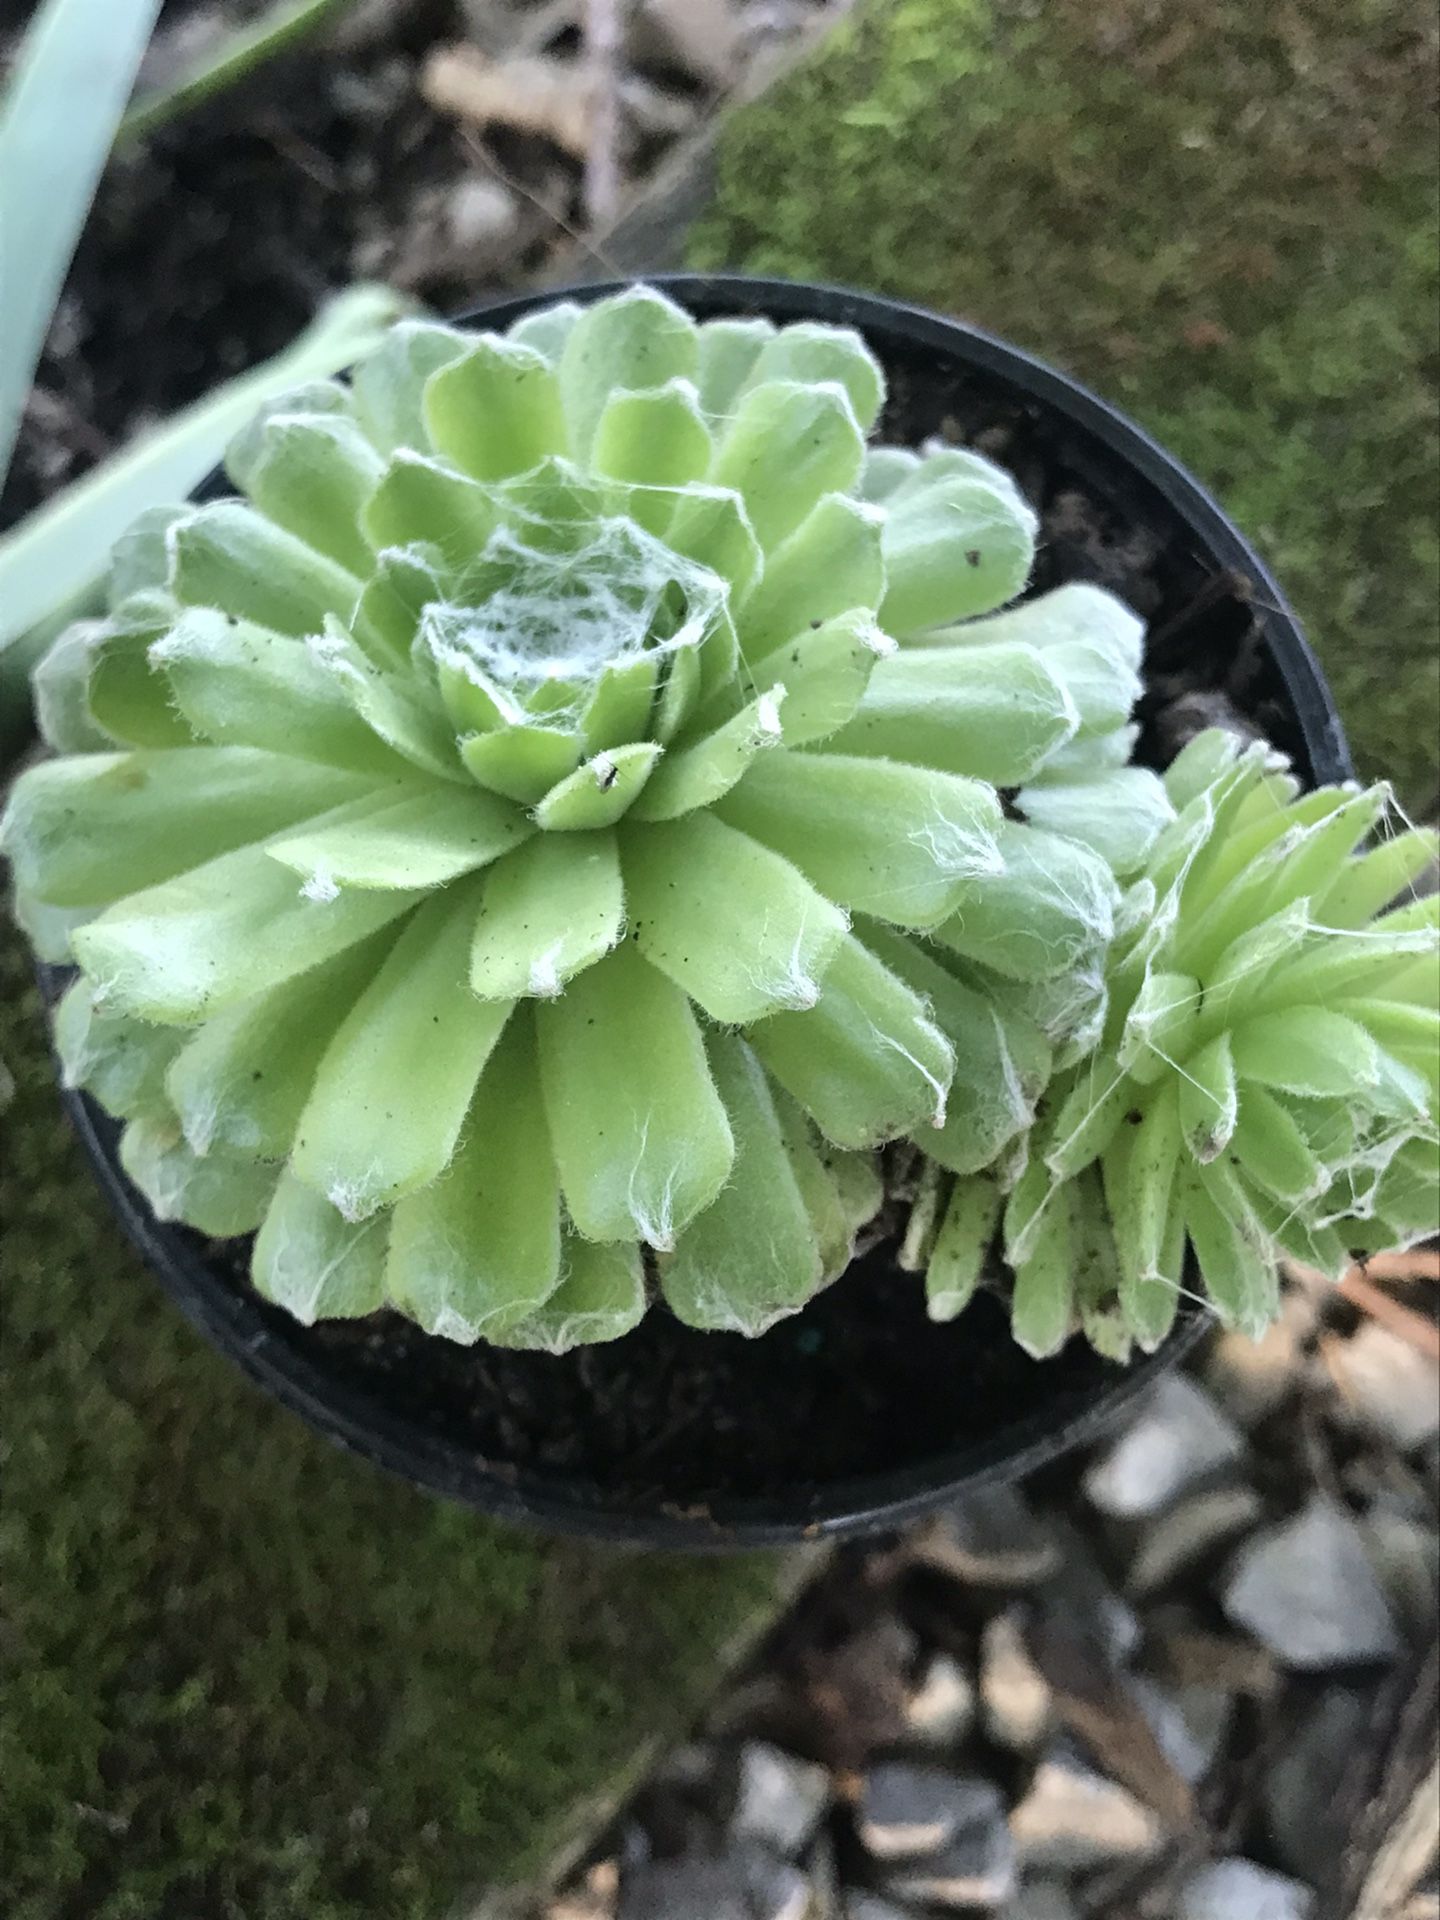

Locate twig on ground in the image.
[582,0,623,232]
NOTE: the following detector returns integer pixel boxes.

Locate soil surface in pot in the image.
[176,355,1298,1513]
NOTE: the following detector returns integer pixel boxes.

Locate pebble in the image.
[1263,1684,1371,1878]
[1223,1495,1402,1669]
[1010,1748,1163,1872]
[858,1762,998,1861]
[904,1653,976,1749]
[1362,1508,1440,1640]
[732,1740,832,1857]
[1084,1376,1246,1519]
[1009,1885,1081,1920]
[914,1487,1062,1587]
[1205,1282,1320,1427]
[618,1855,748,1920]
[882,1823,1017,1910]
[844,1896,912,1920]
[1128,1485,1264,1597]
[1135,1676,1234,1786]
[1175,1858,1316,1920]
[980,1612,1053,1751]
[1324,1322,1440,1451]
[445,176,523,260]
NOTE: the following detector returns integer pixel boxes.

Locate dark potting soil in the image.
[166,376,1274,1513]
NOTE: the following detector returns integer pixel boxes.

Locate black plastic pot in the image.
[49,277,1352,1550]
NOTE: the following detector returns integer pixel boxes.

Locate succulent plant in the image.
[922,729,1440,1359]
[5,284,1138,1349]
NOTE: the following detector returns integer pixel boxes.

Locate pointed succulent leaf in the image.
[461,723,582,803]
[829,641,1078,786]
[1010,1176,1076,1359]
[253,1173,388,1324]
[470,831,623,1000]
[120,1117,278,1237]
[707,379,865,551]
[360,450,497,564]
[267,783,530,892]
[735,493,886,664]
[349,319,469,454]
[168,501,362,637]
[631,689,785,820]
[165,932,392,1160]
[1182,1159,1279,1337]
[624,811,848,1023]
[1102,1083,1184,1347]
[557,286,699,460]
[1,746,371,907]
[291,881,511,1219]
[537,941,733,1248]
[719,750,1002,930]
[1178,1031,1239,1163]
[1017,767,1174,876]
[493,1235,646,1354]
[109,504,189,607]
[741,323,884,432]
[231,410,385,575]
[385,1015,562,1341]
[422,336,567,480]
[590,378,713,492]
[153,609,414,774]
[936,823,1118,980]
[660,1033,823,1335]
[927,1173,1002,1322]
[879,474,1037,635]
[1316,826,1439,929]
[742,607,892,748]
[1229,1005,1380,1099]
[532,742,664,829]
[72,844,423,1024]
[55,974,181,1119]
[860,446,920,503]
[506,301,582,362]
[747,934,955,1149]
[694,316,774,417]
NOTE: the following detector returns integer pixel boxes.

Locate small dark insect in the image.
[596,759,619,791]
[965,548,982,567]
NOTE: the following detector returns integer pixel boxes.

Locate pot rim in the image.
[49,275,1353,1550]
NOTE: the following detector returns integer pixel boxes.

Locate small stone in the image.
[882,1796,1017,1910]
[1133,1677,1234,1786]
[1010,1749,1163,1873]
[905,1654,976,1749]
[732,1740,832,1857]
[1263,1684,1372,1879]
[844,1896,912,1920]
[445,176,523,258]
[1009,1884,1080,1920]
[1175,1858,1315,1920]
[1324,1322,1440,1451]
[742,1850,812,1920]
[619,1855,748,1920]
[1084,1375,1246,1519]
[981,1612,1053,1752]
[913,1487,1062,1587]
[1128,1485,1264,1598]
[859,1762,997,1861]
[1205,1279,1320,1426]
[1223,1496,1402,1670]
[1362,1508,1440,1640]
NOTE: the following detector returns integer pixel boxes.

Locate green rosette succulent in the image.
[6,284,1159,1350]
[922,728,1440,1359]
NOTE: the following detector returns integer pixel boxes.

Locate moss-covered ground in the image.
[0,925,792,1918]
[691,0,1440,809]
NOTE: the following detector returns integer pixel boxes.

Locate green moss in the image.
[0,927,794,1919]
[691,0,1440,807]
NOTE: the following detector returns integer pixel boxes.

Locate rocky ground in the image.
[534,1258,1440,1920]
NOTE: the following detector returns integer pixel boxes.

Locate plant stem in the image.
[117,0,362,146]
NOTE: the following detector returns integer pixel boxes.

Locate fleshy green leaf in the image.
[694,316,774,418]
[119,1116,277,1237]
[505,301,582,364]
[558,286,699,459]
[660,1033,823,1335]
[168,501,361,637]
[55,975,181,1118]
[1117,969,1202,1086]
[494,1235,645,1354]
[422,336,566,481]
[1010,1176,1076,1359]
[267,783,531,892]
[624,811,848,1024]
[72,842,423,1023]
[719,750,1001,930]
[153,609,414,774]
[291,880,511,1218]
[385,1014,562,1341]
[935,823,1118,981]
[1,746,370,906]
[707,379,865,552]
[879,475,1037,635]
[165,932,392,1159]
[348,318,469,453]
[1178,1032,1238,1164]
[927,1173,1002,1322]
[532,742,663,829]
[590,379,713,493]
[829,641,1077,786]
[470,831,623,999]
[1230,1006,1381,1099]
[461,724,582,804]
[360,451,497,564]
[537,941,733,1248]
[741,322,885,433]
[231,410,384,576]
[1103,1082,1184,1347]
[253,1172,387,1324]
[1182,1159,1279,1337]
[744,607,892,748]
[1017,767,1174,876]
[735,493,886,663]
[631,690,785,820]
[747,934,954,1148]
